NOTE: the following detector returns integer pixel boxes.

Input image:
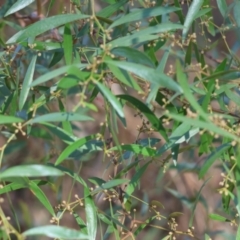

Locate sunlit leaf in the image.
[84,187,97,240]
[106,60,182,93]
[0,165,64,179]
[4,0,35,16]
[7,14,90,44]
[109,6,180,28]
[23,225,88,239]
[30,112,93,124]
[29,181,55,216]
[182,0,204,41]
[0,115,24,124]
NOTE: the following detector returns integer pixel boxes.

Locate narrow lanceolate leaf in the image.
[95,81,124,118]
[146,48,170,104]
[63,23,73,65]
[55,135,96,165]
[107,63,143,92]
[108,34,158,48]
[108,23,183,48]
[198,143,231,179]
[208,213,230,222]
[7,14,90,44]
[233,1,240,28]
[31,63,87,87]
[29,181,55,216]
[176,60,208,121]
[19,55,37,110]
[105,60,182,93]
[84,187,97,240]
[23,225,88,239]
[217,0,227,17]
[111,47,155,68]
[0,180,47,194]
[166,113,238,142]
[182,0,204,41]
[109,6,180,28]
[0,165,64,179]
[4,0,35,16]
[30,112,93,124]
[91,179,130,194]
[0,115,24,124]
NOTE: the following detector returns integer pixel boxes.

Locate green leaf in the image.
[42,122,78,144]
[84,187,97,240]
[199,143,231,179]
[108,34,159,48]
[31,63,87,87]
[97,0,128,18]
[30,112,93,124]
[166,113,238,142]
[91,179,129,194]
[194,8,212,20]
[73,212,87,235]
[0,165,64,179]
[174,0,185,24]
[0,180,47,194]
[224,87,240,105]
[19,55,37,110]
[55,135,96,165]
[134,216,155,237]
[217,0,227,17]
[107,63,142,92]
[124,161,151,203]
[237,225,240,240]
[185,40,192,65]
[118,94,168,140]
[58,69,91,89]
[0,115,24,124]
[7,14,90,44]
[208,213,230,222]
[109,6,180,28]
[29,181,55,216]
[95,81,124,118]
[134,23,183,36]
[63,23,73,65]
[111,47,154,68]
[234,1,240,28]
[4,0,35,16]
[88,177,106,187]
[106,60,182,93]
[23,225,88,239]
[205,234,211,240]
[108,23,183,48]
[109,144,157,157]
[49,51,64,68]
[182,0,204,41]
[176,60,209,121]
[146,48,170,104]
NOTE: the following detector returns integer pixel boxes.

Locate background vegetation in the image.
[0,0,240,239]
